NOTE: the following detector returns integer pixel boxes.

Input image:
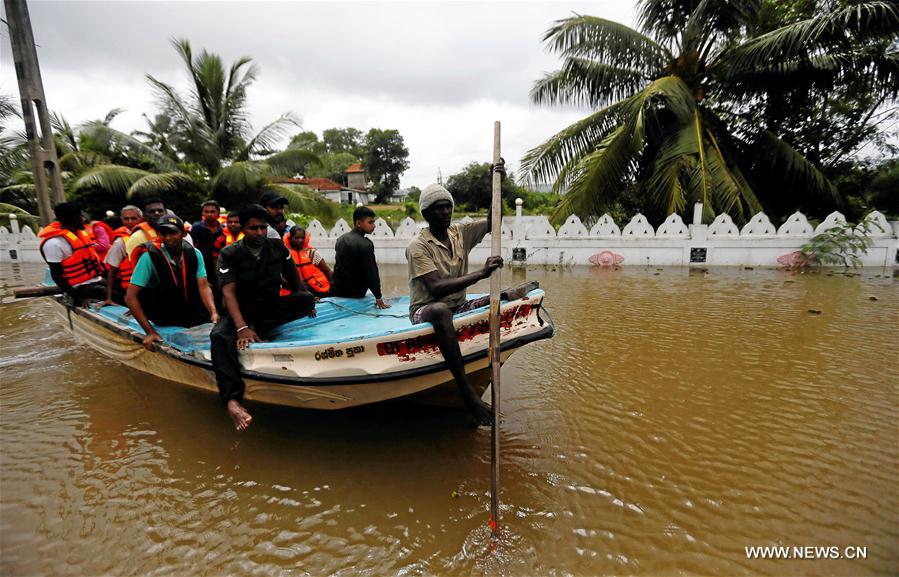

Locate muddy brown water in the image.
[1,262,896,576]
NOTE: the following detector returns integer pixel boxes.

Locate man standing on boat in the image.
[329,206,391,308]
[405,168,536,426]
[125,214,219,351]
[211,204,316,432]
[101,205,143,306]
[38,201,107,306]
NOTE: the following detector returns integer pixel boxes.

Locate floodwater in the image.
[1,262,896,576]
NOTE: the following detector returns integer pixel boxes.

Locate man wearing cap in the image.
[405,164,537,426]
[125,214,219,352]
[259,191,296,240]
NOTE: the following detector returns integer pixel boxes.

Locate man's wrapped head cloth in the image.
[419,183,455,215]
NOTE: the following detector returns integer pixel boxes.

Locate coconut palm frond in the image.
[551,122,643,222]
[716,2,899,81]
[264,148,322,177]
[209,161,267,196]
[79,122,178,172]
[544,14,671,75]
[58,150,108,172]
[266,184,338,221]
[234,113,301,161]
[127,172,196,199]
[522,100,629,187]
[750,130,840,205]
[73,165,154,196]
[0,202,37,217]
[531,58,650,109]
[644,124,700,216]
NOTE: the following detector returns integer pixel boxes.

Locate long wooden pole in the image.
[489,121,502,536]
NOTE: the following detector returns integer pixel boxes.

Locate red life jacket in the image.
[111,226,135,289]
[38,222,106,286]
[280,233,329,296]
[128,222,161,269]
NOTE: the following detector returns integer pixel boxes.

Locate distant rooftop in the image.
[345,163,365,174]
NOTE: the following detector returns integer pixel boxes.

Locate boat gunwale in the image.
[56,297,555,387]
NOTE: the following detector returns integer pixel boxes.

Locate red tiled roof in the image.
[345,163,365,173]
[271,177,343,191]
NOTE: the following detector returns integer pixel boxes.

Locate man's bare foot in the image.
[227,399,253,431]
[464,395,494,427]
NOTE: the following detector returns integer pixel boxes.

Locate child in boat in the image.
[210,204,316,432]
[124,214,219,352]
[283,225,332,298]
[404,166,537,427]
[329,206,391,309]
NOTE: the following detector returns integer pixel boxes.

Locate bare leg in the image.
[421,303,494,426]
[227,399,253,432]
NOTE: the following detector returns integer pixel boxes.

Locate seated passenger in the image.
[38,201,107,306]
[102,205,143,306]
[405,179,537,426]
[210,204,316,432]
[329,206,390,309]
[125,214,219,351]
[283,226,331,298]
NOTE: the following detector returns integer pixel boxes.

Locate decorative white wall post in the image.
[9,213,20,235]
[693,203,703,226]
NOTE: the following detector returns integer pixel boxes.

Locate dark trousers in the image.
[210,293,315,404]
[72,281,107,305]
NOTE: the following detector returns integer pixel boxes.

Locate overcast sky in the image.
[1,1,637,188]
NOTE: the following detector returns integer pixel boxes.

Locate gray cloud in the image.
[2,1,636,186]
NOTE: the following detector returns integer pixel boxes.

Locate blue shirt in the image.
[131,245,207,288]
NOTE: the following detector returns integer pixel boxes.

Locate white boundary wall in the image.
[3,205,897,268]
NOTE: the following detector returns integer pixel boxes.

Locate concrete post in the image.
[9,213,20,234]
[693,202,703,225]
[5,0,66,226]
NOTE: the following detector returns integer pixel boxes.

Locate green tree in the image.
[446,162,525,211]
[364,128,410,202]
[69,40,321,218]
[304,151,357,184]
[322,127,365,157]
[523,1,899,225]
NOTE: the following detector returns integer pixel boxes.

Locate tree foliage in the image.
[446,162,527,211]
[364,128,410,201]
[524,1,899,224]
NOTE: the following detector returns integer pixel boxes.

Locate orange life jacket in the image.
[111,226,135,289]
[223,228,244,246]
[280,233,329,296]
[38,222,106,286]
[129,222,161,269]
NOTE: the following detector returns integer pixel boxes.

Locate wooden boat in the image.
[47,291,554,410]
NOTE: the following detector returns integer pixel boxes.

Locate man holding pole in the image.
[404,162,536,426]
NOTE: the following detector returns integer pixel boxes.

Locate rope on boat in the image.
[319,298,410,319]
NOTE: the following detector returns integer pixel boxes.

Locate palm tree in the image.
[74,39,321,214]
[523,1,899,224]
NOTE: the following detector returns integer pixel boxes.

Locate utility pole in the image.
[4,0,64,226]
